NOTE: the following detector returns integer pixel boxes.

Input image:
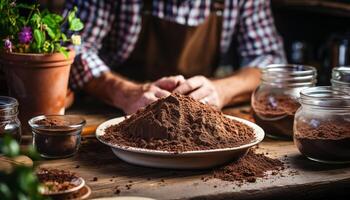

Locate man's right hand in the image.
[84,72,185,115]
[121,75,185,114]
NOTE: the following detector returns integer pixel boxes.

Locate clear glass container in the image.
[252,64,317,139]
[294,86,350,164]
[0,96,21,145]
[29,115,86,159]
[331,66,350,93]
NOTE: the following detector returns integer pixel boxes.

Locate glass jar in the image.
[0,96,22,144]
[29,115,86,159]
[252,64,317,139]
[331,67,350,93]
[294,86,350,164]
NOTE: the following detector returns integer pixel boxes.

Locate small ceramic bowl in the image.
[28,115,86,159]
[41,177,86,196]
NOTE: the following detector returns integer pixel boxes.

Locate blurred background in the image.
[1,0,350,94]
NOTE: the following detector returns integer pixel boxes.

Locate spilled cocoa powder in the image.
[295,120,350,162]
[101,93,255,152]
[253,94,300,139]
[212,149,284,184]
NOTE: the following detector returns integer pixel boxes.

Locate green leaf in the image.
[30,13,41,28]
[34,29,44,49]
[16,3,35,10]
[51,14,63,23]
[0,183,12,199]
[61,33,68,42]
[67,7,77,23]
[45,26,56,39]
[42,15,57,28]
[69,18,84,31]
[58,46,69,58]
[1,135,20,157]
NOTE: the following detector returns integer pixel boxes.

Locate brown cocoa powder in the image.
[33,118,80,158]
[212,149,284,184]
[36,118,70,127]
[101,93,255,152]
[253,94,300,139]
[295,120,350,162]
[36,168,79,193]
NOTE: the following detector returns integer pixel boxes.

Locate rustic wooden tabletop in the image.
[7,97,350,199]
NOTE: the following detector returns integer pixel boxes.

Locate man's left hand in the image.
[173,75,224,109]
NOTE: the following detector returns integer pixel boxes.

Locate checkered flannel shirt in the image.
[64,0,286,89]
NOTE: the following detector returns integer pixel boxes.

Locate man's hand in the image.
[121,83,170,114]
[121,75,186,114]
[173,75,224,109]
[153,75,186,91]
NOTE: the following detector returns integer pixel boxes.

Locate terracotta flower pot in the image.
[0,50,75,133]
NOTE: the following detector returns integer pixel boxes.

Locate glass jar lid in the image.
[332,66,350,82]
[0,96,19,119]
[331,67,350,88]
[300,86,350,109]
[261,64,317,87]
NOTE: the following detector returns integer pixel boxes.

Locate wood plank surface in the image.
[32,101,350,199]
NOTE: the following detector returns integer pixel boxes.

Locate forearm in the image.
[213,67,261,107]
[83,71,141,109]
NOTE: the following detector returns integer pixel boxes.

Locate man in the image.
[64,0,286,114]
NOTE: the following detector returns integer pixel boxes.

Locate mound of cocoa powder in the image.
[212,149,284,184]
[253,94,300,139]
[101,93,255,152]
[295,120,350,162]
[36,168,79,192]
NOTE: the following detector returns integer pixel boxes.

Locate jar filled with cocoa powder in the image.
[252,64,317,139]
[331,67,350,93]
[294,86,350,164]
[0,96,21,145]
[29,115,86,159]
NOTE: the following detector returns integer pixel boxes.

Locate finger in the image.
[154,88,171,98]
[189,86,211,100]
[154,75,186,91]
[142,92,159,105]
[173,76,204,94]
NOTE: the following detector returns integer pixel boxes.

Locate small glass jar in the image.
[294,86,350,164]
[0,96,21,144]
[29,115,86,159]
[252,64,317,139]
[331,67,350,93]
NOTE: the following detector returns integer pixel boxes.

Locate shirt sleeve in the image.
[237,0,287,68]
[63,0,116,89]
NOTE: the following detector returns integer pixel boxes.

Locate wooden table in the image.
[29,99,350,199]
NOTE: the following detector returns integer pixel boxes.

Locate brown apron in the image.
[117,0,224,82]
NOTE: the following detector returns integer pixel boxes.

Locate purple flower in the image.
[18,27,33,44]
[4,39,12,52]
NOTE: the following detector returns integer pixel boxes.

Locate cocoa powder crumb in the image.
[101,94,255,152]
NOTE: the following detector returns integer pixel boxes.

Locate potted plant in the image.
[0,1,83,132]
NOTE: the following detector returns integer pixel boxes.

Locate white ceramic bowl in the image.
[96,115,264,169]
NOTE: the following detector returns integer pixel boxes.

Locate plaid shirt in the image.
[64,0,286,89]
